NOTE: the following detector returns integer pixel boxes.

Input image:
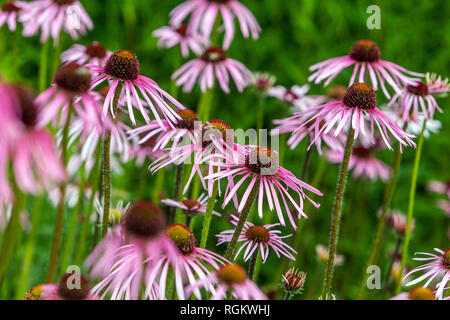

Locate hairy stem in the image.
[248,251,259,281]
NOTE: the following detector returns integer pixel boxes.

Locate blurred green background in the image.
[0,0,449,300]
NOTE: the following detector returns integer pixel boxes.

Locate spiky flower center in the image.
[201,47,227,63]
[53,0,76,5]
[176,109,198,130]
[24,285,44,300]
[202,120,233,148]
[245,147,279,176]
[10,84,38,128]
[2,2,20,12]
[283,268,307,292]
[352,146,373,158]
[217,264,247,285]
[443,249,450,268]
[343,83,376,110]
[176,24,188,36]
[165,224,196,255]
[86,42,107,59]
[54,62,92,94]
[58,273,91,300]
[246,225,270,243]
[124,200,165,238]
[408,287,435,300]
[104,50,140,80]
[407,82,429,96]
[349,40,381,62]
[182,198,201,211]
[328,85,347,101]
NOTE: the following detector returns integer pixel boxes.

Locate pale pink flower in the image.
[88,50,185,127]
[206,146,323,229]
[316,244,344,266]
[61,42,111,66]
[170,0,261,50]
[172,46,251,93]
[403,247,450,300]
[187,263,267,300]
[20,0,93,45]
[268,84,326,112]
[382,209,415,236]
[248,71,276,94]
[0,1,28,31]
[437,199,450,217]
[217,215,297,262]
[153,24,209,58]
[309,40,423,98]
[427,180,450,198]
[162,193,220,217]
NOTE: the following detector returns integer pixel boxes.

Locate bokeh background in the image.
[0,0,449,300]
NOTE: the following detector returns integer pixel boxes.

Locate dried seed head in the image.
[54,62,92,94]
[349,40,381,62]
[104,50,140,80]
[165,224,196,255]
[217,264,247,285]
[57,273,91,300]
[343,83,377,110]
[124,200,165,238]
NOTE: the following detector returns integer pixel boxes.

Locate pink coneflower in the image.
[308,40,423,98]
[327,144,391,181]
[170,0,261,50]
[249,71,276,94]
[128,109,199,153]
[295,83,416,151]
[268,84,326,112]
[145,224,228,300]
[437,199,450,217]
[206,146,323,229]
[316,244,344,266]
[217,216,297,262]
[162,193,220,223]
[172,46,251,93]
[153,24,209,58]
[187,263,267,300]
[403,247,450,299]
[282,267,307,298]
[427,180,450,198]
[24,273,100,300]
[86,200,179,300]
[88,50,184,127]
[0,83,66,194]
[388,73,450,122]
[0,1,27,31]
[384,209,415,236]
[390,286,436,300]
[61,42,111,66]
[20,0,93,44]
[384,109,441,139]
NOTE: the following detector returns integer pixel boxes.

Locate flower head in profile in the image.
[206,146,323,229]
[88,50,185,127]
[187,263,267,300]
[249,72,276,94]
[437,199,450,217]
[403,247,450,300]
[217,215,297,262]
[281,267,307,297]
[153,24,209,58]
[93,198,130,227]
[308,39,423,98]
[61,42,111,66]
[170,0,261,49]
[268,84,326,112]
[383,209,415,236]
[295,83,416,151]
[172,46,251,93]
[20,0,93,44]
[316,244,344,266]
[390,286,437,300]
[0,1,28,31]
[146,224,228,300]
[162,193,220,221]
[428,180,450,198]
[388,73,450,122]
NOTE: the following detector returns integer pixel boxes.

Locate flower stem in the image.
[101,82,124,238]
[383,235,402,298]
[224,183,259,260]
[256,94,265,138]
[355,140,403,299]
[170,165,184,224]
[200,181,218,249]
[283,292,293,300]
[395,120,427,294]
[198,88,214,122]
[46,100,73,282]
[321,127,355,300]
[248,251,259,281]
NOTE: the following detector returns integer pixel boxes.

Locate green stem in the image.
[224,183,259,260]
[283,292,292,300]
[248,251,259,281]
[383,235,402,297]
[101,82,124,238]
[46,101,73,282]
[321,127,355,300]
[170,165,184,224]
[355,140,403,299]
[152,166,166,202]
[395,120,426,294]
[199,181,218,249]
[198,88,215,122]
[256,94,265,135]
[39,40,50,92]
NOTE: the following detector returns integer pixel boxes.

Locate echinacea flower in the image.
[153,24,209,58]
[427,180,450,198]
[384,109,441,139]
[316,244,344,266]
[390,286,436,300]
[388,73,450,122]
[295,83,416,151]
[403,247,450,299]
[217,215,297,262]
[24,273,100,300]
[383,209,415,236]
[92,198,130,227]
[170,0,261,50]
[281,267,307,297]
[268,84,326,112]
[0,1,27,31]
[162,193,220,222]
[146,224,228,300]
[437,199,450,217]
[187,263,267,300]
[86,200,179,300]
[88,50,185,127]
[206,146,323,229]
[20,0,93,44]
[249,71,276,94]
[309,40,423,98]
[61,42,111,66]
[172,46,251,93]
[326,144,391,181]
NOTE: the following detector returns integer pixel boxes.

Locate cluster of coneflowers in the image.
[0,0,448,301]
